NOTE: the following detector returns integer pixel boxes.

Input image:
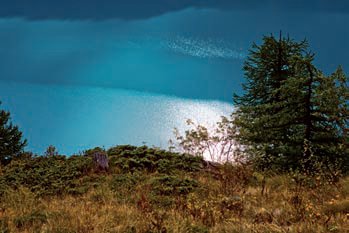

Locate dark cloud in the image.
[0,0,348,21]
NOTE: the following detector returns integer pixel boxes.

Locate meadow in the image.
[0,145,348,233]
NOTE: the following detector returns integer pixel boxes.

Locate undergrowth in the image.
[0,145,347,233]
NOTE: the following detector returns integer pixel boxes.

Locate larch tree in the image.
[233,33,349,173]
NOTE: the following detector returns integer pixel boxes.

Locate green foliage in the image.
[109,173,141,200]
[84,146,105,156]
[0,101,27,166]
[0,145,204,200]
[110,174,139,192]
[44,145,59,157]
[150,175,198,196]
[185,224,209,233]
[0,143,347,232]
[0,217,9,233]
[13,210,47,230]
[171,117,242,163]
[108,145,203,173]
[0,155,95,196]
[233,33,349,173]
[105,145,203,208]
[313,67,349,172]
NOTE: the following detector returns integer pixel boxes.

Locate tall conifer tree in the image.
[234,34,349,172]
[0,101,27,165]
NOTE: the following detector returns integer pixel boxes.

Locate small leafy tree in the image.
[0,101,27,165]
[171,117,245,163]
[44,145,58,157]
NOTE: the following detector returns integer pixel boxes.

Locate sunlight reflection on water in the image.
[0,81,233,155]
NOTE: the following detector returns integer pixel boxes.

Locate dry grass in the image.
[0,172,348,233]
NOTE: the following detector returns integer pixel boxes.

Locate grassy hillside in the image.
[0,145,348,233]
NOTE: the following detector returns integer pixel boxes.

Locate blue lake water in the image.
[0,81,233,155]
[1,7,347,155]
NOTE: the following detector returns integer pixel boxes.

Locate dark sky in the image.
[1,0,349,20]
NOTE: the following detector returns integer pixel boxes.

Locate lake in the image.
[1,7,347,155]
[0,81,233,155]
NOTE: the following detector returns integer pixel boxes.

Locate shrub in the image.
[0,155,94,196]
[0,217,9,233]
[108,145,203,174]
[150,175,198,196]
[13,210,47,229]
[110,174,141,201]
[185,224,209,233]
[44,145,59,157]
[213,163,253,195]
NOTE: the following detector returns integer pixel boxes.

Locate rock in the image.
[93,152,109,172]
